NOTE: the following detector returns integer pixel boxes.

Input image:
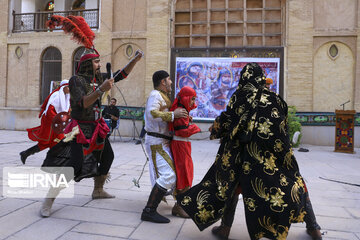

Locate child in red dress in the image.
[169,86,201,218]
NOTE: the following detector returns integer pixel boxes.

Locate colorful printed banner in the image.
[175,57,280,120]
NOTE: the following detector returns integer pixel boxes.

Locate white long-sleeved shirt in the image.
[144,90,174,145]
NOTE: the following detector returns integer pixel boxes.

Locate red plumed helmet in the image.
[46,15,95,49]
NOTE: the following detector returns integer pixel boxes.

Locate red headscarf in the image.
[170,86,197,112]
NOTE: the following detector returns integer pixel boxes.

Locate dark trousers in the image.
[71,138,114,178]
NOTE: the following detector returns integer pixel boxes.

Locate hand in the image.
[189,116,193,122]
[133,50,143,62]
[174,108,188,119]
[100,78,114,91]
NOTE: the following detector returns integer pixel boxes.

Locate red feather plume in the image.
[46,15,94,48]
[66,16,95,44]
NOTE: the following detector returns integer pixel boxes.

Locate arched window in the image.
[41,47,62,103]
[73,47,85,75]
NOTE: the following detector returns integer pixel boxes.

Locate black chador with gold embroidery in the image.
[177,63,308,240]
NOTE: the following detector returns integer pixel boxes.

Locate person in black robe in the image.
[176,62,321,240]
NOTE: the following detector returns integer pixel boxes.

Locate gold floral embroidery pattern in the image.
[259,93,271,107]
[228,95,237,109]
[255,232,265,239]
[242,66,254,79]
[181,196,192,206]
[251,178,270,201]
[242,82,257,93]
[230,124,240,139]
[235,104,245,115]
[223,120,231,130]
[216,180,229,200]
[257,117,274,139]
[202,180,212,187]
[244,198,257,211]
[247,91,259,108]
[221,151,231,170]
[195,190,215,223]
[252,98,259,109]
[274,139,283,152]
[291,176,305,204]
[258,216,277,236]
[289,207,307,223]
[279,119,286,135]
[242,161,252,174]
[263,151,278,175]
[247,142,264,164]
[276,226,289,240]
[283,149,294,169]
[229,170,235,182]
[269,187,288,212]
[279,174,288,186]
[247,113,257,132]
[271,108,280,118]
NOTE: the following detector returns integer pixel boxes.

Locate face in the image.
[189,65,201,75]
[190,96,196,107]
[221,73,231,86]
[161,77,172,94]
[63,86,70,94]
[92,58,101,74]
[110,99,116,106]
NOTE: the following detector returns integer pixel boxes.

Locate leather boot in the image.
[212,224,231,240]
[141,183,170,223]
[172,203,189,218]
[92,174,115,199]
[40,187,62,217]
[20,145,40,164]
[304,193,322,240]
[172,188,190,218]
[212,194,239,240]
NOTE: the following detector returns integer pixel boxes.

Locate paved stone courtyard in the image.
[0,130,359,240]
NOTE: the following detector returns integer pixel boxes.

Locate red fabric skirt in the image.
[171,140,194,190]
[27,105,64,150]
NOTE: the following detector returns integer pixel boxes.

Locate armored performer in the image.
[39,15,143,217]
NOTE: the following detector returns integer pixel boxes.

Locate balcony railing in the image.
[12,9,99,33]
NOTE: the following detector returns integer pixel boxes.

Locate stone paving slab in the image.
[7,218,80,240]
[0,198,34,217]
[84,198,146,213]
[72,222,134,239]
[315,215,360,233]
[0,202,44,239]
[130,217,184,240]
[51,206,141,227]
[57,231,127,240]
